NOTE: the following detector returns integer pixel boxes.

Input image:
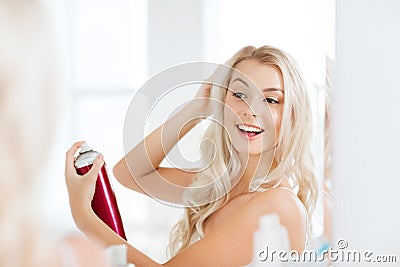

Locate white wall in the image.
[334,0,400,264]
[148,0,204,76]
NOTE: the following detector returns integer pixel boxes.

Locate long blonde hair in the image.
[0,1,56,266]
[169,45,318,256]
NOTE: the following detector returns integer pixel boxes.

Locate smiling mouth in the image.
[236,124,265,138]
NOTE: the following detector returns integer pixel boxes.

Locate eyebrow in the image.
[231,77,284,94]
[263,88,284,94]
[231,77,249,87]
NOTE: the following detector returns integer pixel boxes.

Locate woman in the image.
[0,1,109,266]
[65,45,318,266]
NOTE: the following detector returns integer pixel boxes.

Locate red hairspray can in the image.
[74,142,127,240]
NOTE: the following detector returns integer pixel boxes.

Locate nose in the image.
[240,107,257,118]
[239,99,267,119]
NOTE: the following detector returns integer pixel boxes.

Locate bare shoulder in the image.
[248,188,307,219]
[243,188,308,251]
[171,188,308,266]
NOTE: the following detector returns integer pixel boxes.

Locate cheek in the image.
[271,108,283,134]
[224,97,240,114]
[223,104,236,126]
[223,98,242,124]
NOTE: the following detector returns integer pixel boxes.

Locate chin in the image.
[232,146,264,156]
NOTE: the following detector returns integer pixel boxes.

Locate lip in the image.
[235,123,265,132]
[235,123,265,140]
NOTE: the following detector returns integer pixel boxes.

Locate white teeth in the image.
[238,125,263,133]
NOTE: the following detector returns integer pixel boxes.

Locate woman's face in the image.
[223,59,284,155]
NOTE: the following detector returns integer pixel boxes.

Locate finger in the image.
[206,64,230,86]
[65,141,85,174]
[203,83,213,97]
[203,82,213,90]
[87,154,104,181]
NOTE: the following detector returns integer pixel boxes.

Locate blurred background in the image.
[38,0,334,262]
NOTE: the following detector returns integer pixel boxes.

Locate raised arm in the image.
[65,145,306,267]
[113,83,213,201]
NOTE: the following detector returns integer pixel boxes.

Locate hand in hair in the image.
[191,82,213,117]
[191,64,229,118]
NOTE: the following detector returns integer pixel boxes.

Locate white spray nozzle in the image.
[80,142,92,153]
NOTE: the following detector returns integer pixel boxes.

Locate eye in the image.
[232,92,247,99]
[263,97,280,104]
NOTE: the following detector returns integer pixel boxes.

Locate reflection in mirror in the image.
[33,0,336,264]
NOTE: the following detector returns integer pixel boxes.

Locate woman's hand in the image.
[192,82,213,117]
[191,65,229,118]
[65,141,104,226]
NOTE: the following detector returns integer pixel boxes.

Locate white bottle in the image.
[251,213,290,267]
[105,244,135,267]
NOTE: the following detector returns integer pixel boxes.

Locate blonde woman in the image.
[65,45,318,266]
[0,1,109,266]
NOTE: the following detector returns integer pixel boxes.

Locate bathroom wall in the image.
[334,0,400,264]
